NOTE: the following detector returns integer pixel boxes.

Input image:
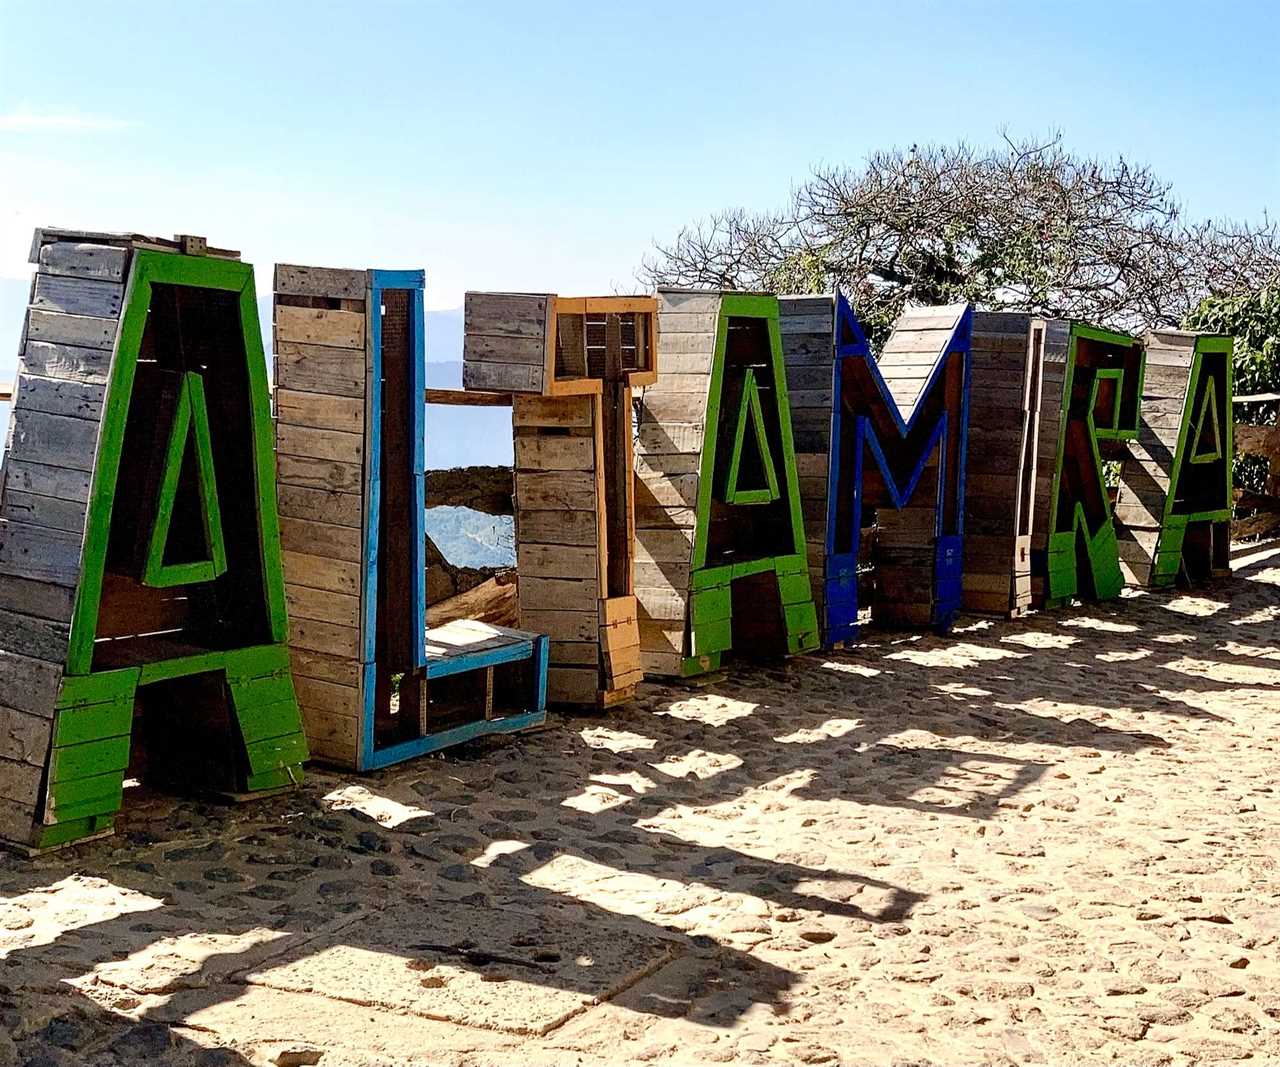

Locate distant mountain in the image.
[425,505,515,568]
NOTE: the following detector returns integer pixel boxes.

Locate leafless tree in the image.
[641,135,1280,340]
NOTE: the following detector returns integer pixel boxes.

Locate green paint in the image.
[1146,336,1234,587]
[723,369,780,505]
[1041,325,1139,607]
[50,736,131,783]
[680,295,818,677]
[53,700,132,747]
[142,372,228,588]
[20,252,308,851]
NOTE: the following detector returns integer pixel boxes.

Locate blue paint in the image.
[359,709,547,770]
[822,291,972,643]
[355,268,547,769]
[425,640,534,679]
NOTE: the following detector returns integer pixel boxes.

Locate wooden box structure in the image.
[633,290,819,678]
[276,268,547,769]
[1114,330,1234,587]
[961,313,1046,617]
[777,295,837,629]
[1031,321,1145,607]
[0,229,309,853]
[462,292,652,706]
[783,294,971,643]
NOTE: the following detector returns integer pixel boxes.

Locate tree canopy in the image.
[642,136,1280,343]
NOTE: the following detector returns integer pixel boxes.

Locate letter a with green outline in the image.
[142,372,229,587]
[0,233,309,853]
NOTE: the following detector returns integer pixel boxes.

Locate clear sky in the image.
[1,0,1277,326]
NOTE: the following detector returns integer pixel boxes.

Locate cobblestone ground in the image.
[2,545,1279,1066]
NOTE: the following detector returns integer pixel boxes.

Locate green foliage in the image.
[1183,279,1280,418]
[1183,279,1280,497]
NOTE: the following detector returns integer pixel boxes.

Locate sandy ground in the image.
[3,542,1280,1067]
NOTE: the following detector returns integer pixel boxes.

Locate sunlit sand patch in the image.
[1062,617,1140,633]
[1251,566,1280,584]
[66,928,289,995]
[1160,656,1280,687]
[774,718,862,743]
[953,618,996,633]
[887,642,1027,667]
[324,785,433,828]
[654,694,758,726]
[649,749,744,780]
[579,726,658,752]
[932,682,992,697]
[1001,631,1079,649]
[470,840,531,868]
[561,785,634,814]
[1215,641,1280,661]
[1120,586,1150,599]
[1151,632,1196,644]
[996,696,1132,720]
[1097,648,1154,662]
[1157,687,1272,717]
[0,876,163,958]
[821,660,882,677]
[590,771,658,795]
[1164,595,1228,617]
[1232,605,1280,627]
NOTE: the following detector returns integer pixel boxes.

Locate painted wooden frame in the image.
[1115,330,1234,587]
[635,290,818,677]
[810,293,972,642]
[1032,321,1145,607]
[0,233,308,853]
[464,292,653,706]
[961,313,1046,617]
[278,268,547,770]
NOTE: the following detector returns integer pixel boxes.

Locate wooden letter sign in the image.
[1115,330,1233,586]
[1032,321,1144,607]
[463,292,651,706]
[785,294,971,643]
[0,228,309,853]
[278,268,548,768]
[633,290,818,677]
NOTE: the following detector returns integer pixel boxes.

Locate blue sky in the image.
[1,0,1277,356]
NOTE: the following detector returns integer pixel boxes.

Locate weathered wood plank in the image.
[25,309,118,350]
[0,491,88,534]
[31,275,124,319]
[0,649,63,716]
[275,423,363,465]
[0,606,71,663]
[20,340,111,384]
[0,522,82,586]
[1,460,92,503]
[464,292,549,338]
[6,409,99,472]
[277,485,362,528]
[279,516,362,563]
[286,582,360,629]
[516,509,598,546]
[512,395,592,428]
[281,550,361,597]
[274,306,364,350]
[289,616,361,659]
[274,341,365,398]
[519,576,598,612]
[275,388,364,434]
[515,470,597,512]
[276,454,363,493]
[38,241,128,282]
[0,574,76,623]
[463,360,542,394]
[275,264,367,300]
[14,374,106,420]
[290,647,360,688]
[514,434,595,472]
[516,543,598,579]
